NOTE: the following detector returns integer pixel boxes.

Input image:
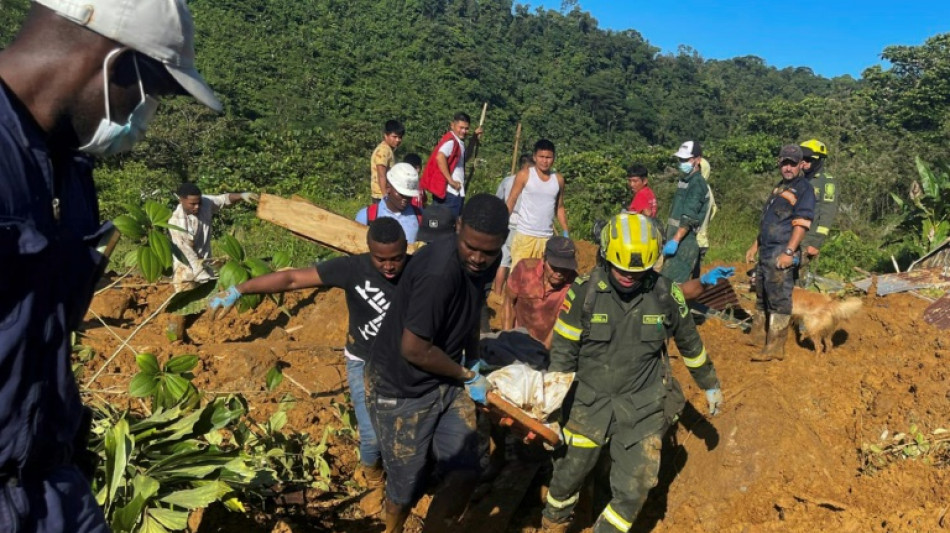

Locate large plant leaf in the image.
[110,475,160,532]
[148,230,173,269]
[271,251,291,270]
[126,204,150,226]
[104,419,133,511]
[129,373,160,398]
[166,281,216,316]
[159,481,233,510]
[147,508,189,530]
[135,353,161,375]
[161,374,192,407]
[164,354,199,374]
[217,260,249,290]
[113,215,146,241]
[218,235,244,262]
[143,200,173,226]
[137,246,164,283]
[916,156,939,200]
[140,515,171,533]
[244,257,272,278]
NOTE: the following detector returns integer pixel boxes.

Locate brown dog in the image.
[791,288,863,355]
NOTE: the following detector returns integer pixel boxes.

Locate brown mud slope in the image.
[80,258,950,532]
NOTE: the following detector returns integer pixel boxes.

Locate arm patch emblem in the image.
[671,283,689,318]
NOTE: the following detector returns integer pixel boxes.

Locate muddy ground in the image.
[81,242,950,532]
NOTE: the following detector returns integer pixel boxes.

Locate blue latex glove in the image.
[701,266,735,286]
[210,286,242,312]
[706,388,723,416]
[662,240,679,257]
[561,229,570,238]
[464,360,488,404]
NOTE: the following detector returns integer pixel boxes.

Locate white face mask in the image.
[79,48,159,157]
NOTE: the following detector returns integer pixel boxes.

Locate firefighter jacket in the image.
[801,171,837,251]
[550,267,719,448]
[757,174,815,251]
[665,169,709,242]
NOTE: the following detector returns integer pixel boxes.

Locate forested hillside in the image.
[3,0,949,273]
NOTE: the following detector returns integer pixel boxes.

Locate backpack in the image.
[420,132,462,200]
[367,202,422,225]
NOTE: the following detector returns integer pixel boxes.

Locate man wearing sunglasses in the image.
[0,1,221,530]
[745,145,816,361]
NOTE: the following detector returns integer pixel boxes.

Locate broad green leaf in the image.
[268,411,287,433]
[265,365,284,392]
[916,157,939,200]
[218,235,244,262]
[126,204,150,226]
[148,230,173,269]
[164,354,199,374]
[113,215,145,241]
[237,293,262,313]
[129,373,160,398]
[110,475,160,532]
[244,257,272,278]
[140,515,171,533]
[271,251,291,270]
[147,508,189,530]
[137,246,164,283]
[889,192,904,209]
[166,280,216,316]
[143,200,173,226]
[123,249,139,268]
[162,374,191,404]
[136,353,161,375]
[159,481,232,510]
[105,419,133,510]
[217,261,249,291]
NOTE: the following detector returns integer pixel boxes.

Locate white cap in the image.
[387,163,420,197]
[674,140,701,159]
[35,0,222,112]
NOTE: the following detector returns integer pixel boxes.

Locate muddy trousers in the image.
[543,432,663,532]
[755,248,797,315]
[0,465,108,533]
[660,233,699,284]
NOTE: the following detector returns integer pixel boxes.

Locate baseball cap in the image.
[778,144,804,163]
[417,205,456,242]
[545,236,578,271]
[674,140,702,159]
[386,163,420,198]
[35,0,222,112]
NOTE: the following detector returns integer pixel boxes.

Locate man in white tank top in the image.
[506,139,569,269]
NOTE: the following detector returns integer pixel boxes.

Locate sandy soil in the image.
[79,248,950,532]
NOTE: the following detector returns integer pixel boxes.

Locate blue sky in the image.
[527,1,950,78]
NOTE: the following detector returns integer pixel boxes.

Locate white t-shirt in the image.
[496,174,521,230]
[169,194,231,282]
[439,132,466,196]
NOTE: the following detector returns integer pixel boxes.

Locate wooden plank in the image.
[458,460,542,533]
[256,193,368,255]
[924,293,950,329]
[486,391,560,446]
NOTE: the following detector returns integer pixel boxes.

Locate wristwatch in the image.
[783,248,795,256]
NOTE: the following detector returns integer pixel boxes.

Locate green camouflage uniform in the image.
[542,267,719,532]
[799,170,838,287]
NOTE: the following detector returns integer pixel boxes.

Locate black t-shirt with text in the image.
[316,254,407,360]
[368,237,492,398]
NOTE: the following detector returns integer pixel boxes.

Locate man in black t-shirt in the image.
[367,194,509,533]
[210,218,409,514]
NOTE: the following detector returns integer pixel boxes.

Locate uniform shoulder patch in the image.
[823,182,835,202]
[575,275,589,286]
[670,283,689,318]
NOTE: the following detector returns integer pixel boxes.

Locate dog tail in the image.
[832,298,863,321]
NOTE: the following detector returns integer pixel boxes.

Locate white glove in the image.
[240,192,259,203]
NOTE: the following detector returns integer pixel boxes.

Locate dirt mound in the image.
[78,266,950,532]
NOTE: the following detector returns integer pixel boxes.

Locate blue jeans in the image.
[369,384,479,506]
[345,358,381,467]
[0,465,108,532]
[434,193,464,217]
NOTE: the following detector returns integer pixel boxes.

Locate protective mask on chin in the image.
[678,162,694,174]
[79,49,159,157]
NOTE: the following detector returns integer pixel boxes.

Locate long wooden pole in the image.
[510,122,522,176]
[478,102,488,127]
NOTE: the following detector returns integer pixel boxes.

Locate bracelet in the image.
[783,248,795,256]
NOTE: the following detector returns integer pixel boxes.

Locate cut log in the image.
[486,391,560,446]
[256,193,369,255]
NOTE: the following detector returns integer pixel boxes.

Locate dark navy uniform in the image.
[1,83,109,531]
[755,174,815,314]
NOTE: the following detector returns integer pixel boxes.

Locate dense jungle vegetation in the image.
[3,0,950,275]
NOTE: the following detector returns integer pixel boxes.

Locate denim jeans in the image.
[434,193,464,217]
[345,358,380,467]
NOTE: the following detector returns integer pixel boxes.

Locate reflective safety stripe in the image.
[554,319,582,341]
[562,428,600,448]
[816,225,830,235]
[667,217,680,228]
[546,491,579,509]
[683,347,707,368]
[601,504,632,532]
